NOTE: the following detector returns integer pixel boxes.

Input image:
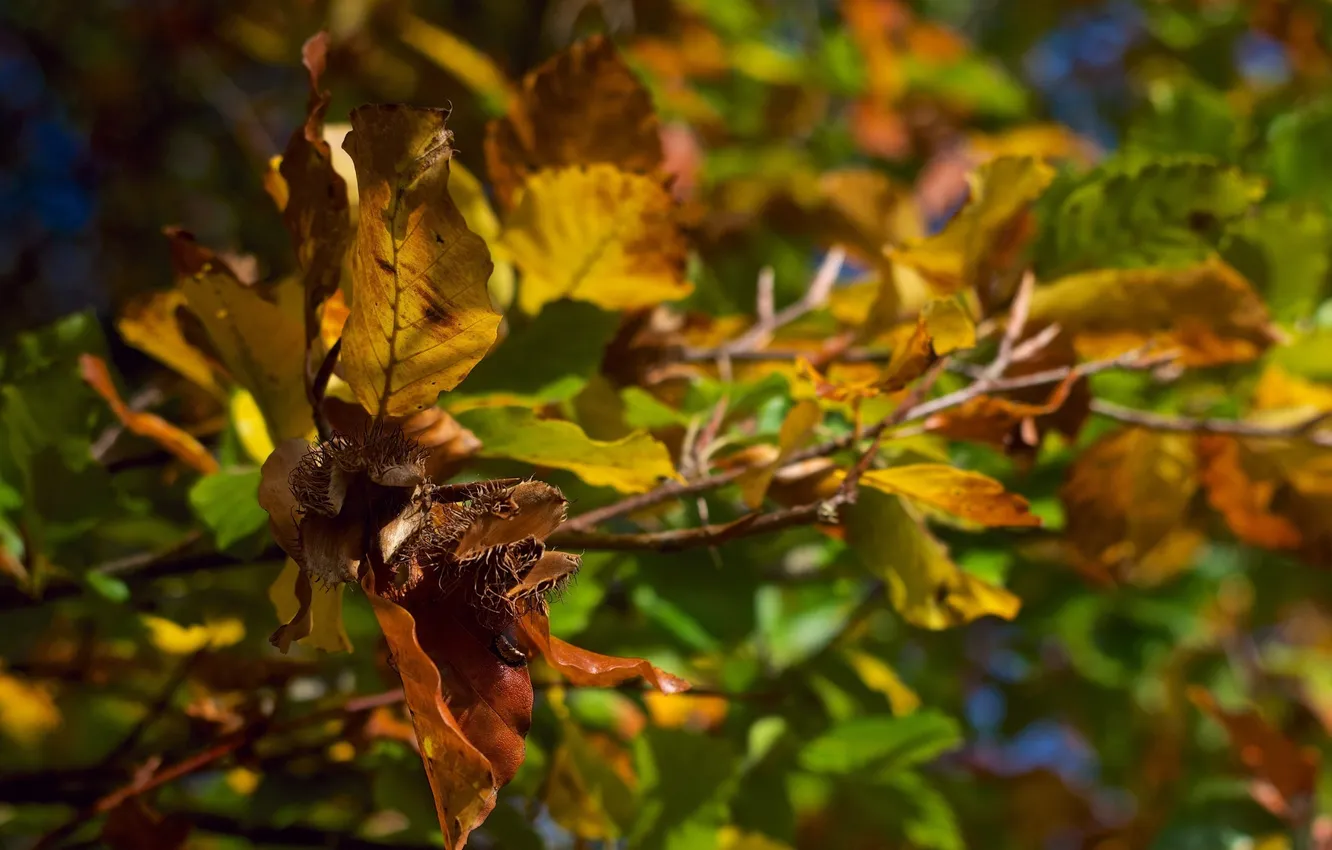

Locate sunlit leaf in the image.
[485,35,661,209]
[844,650,920,716]
[188,467,268,552]
[858,464,1040,527]
[457,407,679,493]
[889,156,1054,295]
[1027,258,1275,366]
[140,614,245,654]
[340,104,500,418]
[799,710,961,774]
[116,289,226,399]
[516,611,691,694]
[268,558,352,653]
[845,487,1020,629]
[0,669,60,746]
[500,165,690,315]
[166,229,311,440]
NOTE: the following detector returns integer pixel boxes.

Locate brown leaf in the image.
[1196,435,1302,550]
[276,31,352,351]
[257,438,308,562]
[1060,428,1201,584]
[505,550,582,599]
[1189,686,1320,819]
[925,373,1080,450]
[101,799,192,850]
[269,564,314,653]
[79,354,219,475]
[340,105,500,418]
[485,35,662,209]
[362,570,498,850]
[515,611,690,694]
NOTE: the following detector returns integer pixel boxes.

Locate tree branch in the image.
[1089,400,1332,447]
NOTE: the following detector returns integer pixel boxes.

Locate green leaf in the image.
[632,728,740,850]
[1037,154,1265,275]
[189,468,268,553]
[1126,78,1242,160]
[459,300,620,400]
[1266,99,1332,202]
[880,770,964,850]
[455,407,678,493]
[1222,202,1331,322]
[798,710,962,775]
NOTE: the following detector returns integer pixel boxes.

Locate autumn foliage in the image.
[4,2,1332,849]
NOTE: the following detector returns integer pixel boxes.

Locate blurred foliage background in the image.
[4,1,1332,849]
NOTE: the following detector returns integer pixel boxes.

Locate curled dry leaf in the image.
[500,164,690,315]
[165,228,310,440]
[340,104,500,418]
[78,354,219,475]
[485,34,662,209]
[274,31,352,351]
[361,568,497,850]
[515,611,691,694]
[925,372,1081,450]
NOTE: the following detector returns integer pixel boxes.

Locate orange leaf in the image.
[516,612,690,694]
[361,569,500,850]
[925,372,1079,450]
[485,35,662,209]
[1189,686,1320,818]
[79,354,219,475]
[1196,435,1302,550]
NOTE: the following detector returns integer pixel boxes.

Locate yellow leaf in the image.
[399,14,514,113]
[889,156,1054,294]
[846,488,1021,629]
[921,298,976,354]
[967,124,1098,163]
[0,670,60,746]
[116,289,226,399]
[739,400,822,509]
[1253,364,1332,414]
[340,105,501,418]
[501,165,690,315]
[643,692,729,730]
[268,558,353,653]
[1027,258,1276,367]
[225,767,261,796]
[79,354,219,475]
[1061,428,1200,584]
[231,389,275,465]
[858,464,1040,527]
[166,230,311,440]
[458,407,678,493]
[844,649,920,716]
[544,721,636,840]
[140,614,245,654]
[485,35,661,209]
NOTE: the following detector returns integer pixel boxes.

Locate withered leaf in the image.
[1196,435,1302,550]
[166,228,311,441]
[1060,428,1201,584]
[276,31,352,351]
[362,570,498,850]
[485,35,661,209]
[340,105,500,418]
[79,354,219,475]
[515,611,691,694]
[925,373,1081,450]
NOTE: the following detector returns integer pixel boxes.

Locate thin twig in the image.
[1090,400,1332,447]
[721,247,846,354]
[550,501,829,552]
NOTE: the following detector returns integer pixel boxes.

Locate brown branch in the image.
[551,501,831,552]
[311,337,342,441]
[1090,400,1332,448]
[719,246,846,354]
